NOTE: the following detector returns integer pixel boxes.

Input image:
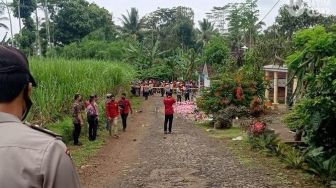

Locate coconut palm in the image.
[120,8,142,39]
[197,19,216,46]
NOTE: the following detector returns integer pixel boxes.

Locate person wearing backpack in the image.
[118,93,133,132]
[87,96,98,141]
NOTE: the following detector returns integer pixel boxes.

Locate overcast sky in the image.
[88,0,335,26]
[1,0,335,38]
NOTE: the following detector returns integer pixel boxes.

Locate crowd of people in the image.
[71,79,199,145]
[131,79,198,102]
[71,93,132,146]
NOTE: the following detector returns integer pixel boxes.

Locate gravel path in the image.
[81,96,286,188]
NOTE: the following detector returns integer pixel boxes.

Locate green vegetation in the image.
[45,118,73,144]
[1,0,336,185]
[29,58,135,124]
[284,25,336,158]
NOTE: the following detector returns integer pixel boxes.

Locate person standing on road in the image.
[184,83,191,101]
[160,81,165,97]
[106,95,120,138]
[118,93,133,132]
[72,93,83,146]
[149,81,154,96]
[163,92,176,134]
[0,45,81,187]
[176,86,182,104]
[164,83,171,96]
[87,96,98,141]
[143,84,150,100]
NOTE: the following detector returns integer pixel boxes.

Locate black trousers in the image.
[144,92,149,100]
[161,88,165,97]
[164,114,174,133]
[73,123,81,144]
[121,113,129,130]
[185,93,190,101]
[177,95,182,103]
[88,118,98,141]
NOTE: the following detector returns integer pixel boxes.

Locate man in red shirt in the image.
[105,94,120,138]
[163,92,176,134]
[118,93,133,132]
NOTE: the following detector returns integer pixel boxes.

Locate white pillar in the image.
[273,71,279,104]
[285,72,288,105]
[265,71,270,100]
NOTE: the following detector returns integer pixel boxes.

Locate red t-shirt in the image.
[118,99,131,114]
[163,97,176,115]
[105,100,119,118]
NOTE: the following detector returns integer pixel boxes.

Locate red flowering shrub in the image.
[249,120,266,136]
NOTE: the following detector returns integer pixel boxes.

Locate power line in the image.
[259,0,282,23]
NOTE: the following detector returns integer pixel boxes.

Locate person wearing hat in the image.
[72,93,83,146]
[0,45,81,187]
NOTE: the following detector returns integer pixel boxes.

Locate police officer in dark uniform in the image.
[0,46,81,187]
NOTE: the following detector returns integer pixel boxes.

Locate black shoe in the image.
[164,131,168,134]
[168,132,172,134]
[74,142,82,146]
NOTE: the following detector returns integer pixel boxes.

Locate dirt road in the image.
[79,96,286,188]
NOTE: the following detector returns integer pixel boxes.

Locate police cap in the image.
[0,45,37,87]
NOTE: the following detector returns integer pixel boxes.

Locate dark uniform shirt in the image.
[0,112,81,188]
[72,102,82,124]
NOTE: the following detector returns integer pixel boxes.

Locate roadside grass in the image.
[196,123,323,187]
[45,97,143,166]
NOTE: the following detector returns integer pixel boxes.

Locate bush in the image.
[282,147,306,169]
[306,155,336,184]
[213,105,249,129]
[197,63,265,116]
[45,118,73,144]
[247,132,280,154]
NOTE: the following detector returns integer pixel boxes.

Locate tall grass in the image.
[29,58,135,124]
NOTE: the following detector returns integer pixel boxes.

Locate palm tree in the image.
[183,48,200,80]
[197,19,216,46]
[120,8,142,39]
